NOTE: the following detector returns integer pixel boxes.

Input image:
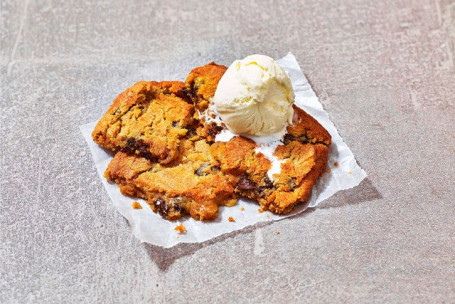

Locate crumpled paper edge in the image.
[80,52,367,248]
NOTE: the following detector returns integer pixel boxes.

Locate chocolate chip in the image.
[173,203,183,213]
[125,138,136,152]
[283,134,294,144]
[283,133,310,145]
[122,138,158,161]
[236,176,257,190]
[172,121,178,128]
[136,139,149,154]
[153,199,169,216]
[191,80,199,92]
[251,177,274,198]
[142,90,155,102]
[179,87,197,104]
[263,177,273,189]
[207,123,223,137]
[186,127,197,137]
[167,198,185,215]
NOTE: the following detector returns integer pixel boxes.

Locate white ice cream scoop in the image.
[213,54,295,136]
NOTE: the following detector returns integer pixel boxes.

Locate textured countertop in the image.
[1,1,454,303]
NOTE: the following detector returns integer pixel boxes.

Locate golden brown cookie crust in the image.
[92,81,194,164]
[184,62,227,111]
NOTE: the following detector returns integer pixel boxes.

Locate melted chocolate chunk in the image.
[251,177,274,198]
[125,138,136,152]
[262,177,273,189]
[284,133,311,145]
[207,123,223,137]
[138,89,155,103]
[186,127,197,137]
[179,87,197,104]
[283,134,294,144]
[136,139,149,154]
[173,203,183,213]
[122,138,157,161]
[153,199,169,216]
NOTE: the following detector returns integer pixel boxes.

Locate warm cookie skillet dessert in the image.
[92,55,331,221]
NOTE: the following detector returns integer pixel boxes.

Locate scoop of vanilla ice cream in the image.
[213,54,295,136]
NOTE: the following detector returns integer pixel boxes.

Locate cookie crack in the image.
[283,133,329,147]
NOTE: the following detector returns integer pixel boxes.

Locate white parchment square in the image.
[80,53,367,248]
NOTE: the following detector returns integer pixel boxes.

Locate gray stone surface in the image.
[1,0,454,303]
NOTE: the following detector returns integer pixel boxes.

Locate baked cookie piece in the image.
[183,62,228,142]
[184,62,227,111]
[105,138,237,220]
[92,81,194,164]
[285,105,332,146]
[210,105,331,214]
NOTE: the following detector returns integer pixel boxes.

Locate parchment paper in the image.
[80,53,367,248]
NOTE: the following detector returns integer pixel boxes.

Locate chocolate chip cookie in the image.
[95,63,331,220]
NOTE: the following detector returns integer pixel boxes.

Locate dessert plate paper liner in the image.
[80,53,367,248]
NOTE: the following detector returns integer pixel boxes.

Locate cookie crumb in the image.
[240,206,245,211]
[334,162,339,167]
[258,208,264,213]
[132,201,142,209]
[276,231,280,234]
[326,167,331,173]
[174,224,186,234]
[348,171,352,175]
[266,214,270,218]
[228,216,235,222]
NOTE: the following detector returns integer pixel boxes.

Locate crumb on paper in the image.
[276,231,280,235]
[228,216,235,222]
[258,208,264,213]
[240,206,245,211]
[334,162,339,167]
[266,214,270,218]
[132,201,142,209]
[326,167,331,173]
[348,171,352,175]
[174,224,186,234]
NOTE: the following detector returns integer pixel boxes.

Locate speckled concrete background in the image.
[1,0,454,303]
